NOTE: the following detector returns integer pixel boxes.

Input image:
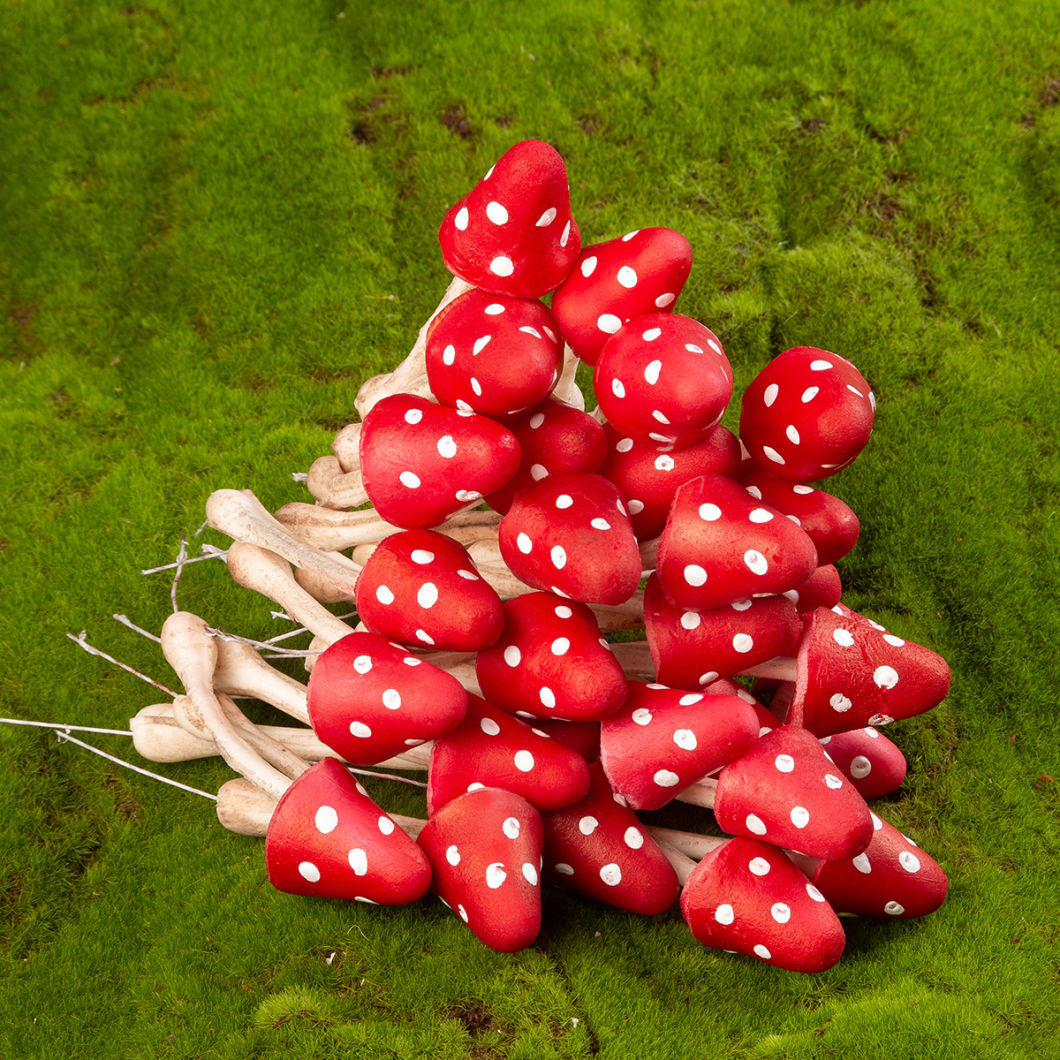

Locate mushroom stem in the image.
[674,775,719,809]
[306,455,369,510]
[606,640,798,683]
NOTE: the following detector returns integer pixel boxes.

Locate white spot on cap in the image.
[551,545,567,569]
[744,550,769,575]
[437,435,458,459]
[490,256,514,277]
[644,359,662,385]
[555,863,574,876]
[298,861,321,883]
[748,508,774,524]
[514,749,535,772]
[410,549,435,565]
[349,721,372,738]
[632,707,653,726]
[486,200,508,224]
[762,446,785,465]
[654,769,680,787]
[801,386,820,403]
[853,853,872,874]
[539,686,556,709]
[786,424,801,445]
[417,582,439,609]
[486,863,507,889]
[399,471,421,488]
[732,633,755,654]
[404,408,424,424]
[617,265,638,288]
[746,814,767,836]
[673,729,697,751]
[502,816,521,839]
[446,845,461,866]
[551,637,570,656]
[315,806,338,834]
[763,383,779,407]
[749,856,771,876]
[537,207,558,227]
[753,944,772,960]
[578,815,599,835]
[517,532,533,554]
[472,335,491,355]
[375,585,395,605]
[503,644,521,667]
[899,850,921,873]
[683,564,708,587]
[825,773,843,789]
[382,688,402,710]
[850,755,872,778]
[873,665,899,689]
[699,503,722,521]
[560,220,571,247]
[656,292,676,308]
[680,611,701,630]
[884,901,906,916]
[349,849,368,876]
[454,206,469,231]
[791,806,811,828]
[480,717,501,736]
[484,302,505,315]
[830,692,853,713]
[771,902,791,924]
[642,327,662,341]
[775,754,795,773]
[600,863,622,886]
[624,826,644,849]
[715,904,735,925]
[833,628,855,647]
[810,359,833,371]
[611,377,626,399]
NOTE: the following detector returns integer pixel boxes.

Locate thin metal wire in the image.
[0,717,132,736]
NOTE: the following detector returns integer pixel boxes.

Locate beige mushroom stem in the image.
[160,611,294,801]
[216,776,427,840]
[225,541,358,647]
[353,275,474,420]
[645,826,728,885]
[306,455,369,511]
[607,640,797,683]
[206,488,361,598]
[331,422,361,473]
[273,500,501,552]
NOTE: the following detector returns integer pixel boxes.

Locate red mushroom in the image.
[818,726,908,799]
[542,762,681,916]
[354,528,504,652]
[263,757,432,905]
[643,572,803,689]
[475,591,628,722]
[783,604,952,737]
[306,632,468,765]
[550,227,693,366]
[426,694,592,815]
[358,393,521,529]
[593,313,733,449]
[739,346,876,481]
[784,563,843,614]
[485,398,608,515]
[424,288,564,418]
[598,421,741,541]
[655,473,819,612]
[497,471,643,605]
[416,786,544,952]
[599,681,760,811]
[437,139,580,299]
[679,835,846,973]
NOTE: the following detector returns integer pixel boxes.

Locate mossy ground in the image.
[1,1,1058,1056]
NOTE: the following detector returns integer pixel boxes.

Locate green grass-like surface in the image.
[2,0,1058,1056]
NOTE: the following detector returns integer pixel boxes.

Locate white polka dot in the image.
[627,499,644,514]
[824,773,844,790]
[673,728,697,751]
[539,686,556,709]
[502,816,521,840]
[550,637,570,656]
[553,605,572,619]
[528,463,548,481]
[353,654,373,674]
[632,707,653,726]
[801,386,820,403]
[651,409,670,424]
[833,628,855,647]
[744,550,769,575]
[753,944,772,960]
[624,826,644,849]
[617,265,638,288]
[810,359,833,371]
[748,508,774,525]
[514,749,535,772]
[455,489,480,502]
[762,446,785,464]
[298,861,321,883]
[644,359,662,385]
[486,863,507,889]
[655,292,676,308]
[486,200,508,224]
[555,862,575,876]
[442,344,456,366]
[763,383,779,407]
[654,769,680,787]
[484,303,505,316]
[517,532,533,554]
[680,611,701,631]
[884,901,905,916]
[551,545,567,569]
[679,693,704,707]
[376,815,395,835]
[899,850,921,874]
[375,585,395,606]
[806,883,826,902]
[490,256,514,277]
[685,343,704,354]
[457,903,469,922]
[850,755,872,779]
[684,564,707,587]
[611,377,626,399]
[699,503,722,521]
[731,598,753,612]
[446,844,461,866]
[830,692,853,713]
[600,864,622,887]
[382,688,402,711]
[349,848,368,876]
[790,806,810,828]
[874,665,900,689]
[577,816,600,837]
[349,721,372,738]
[537,207,558,227]
[597,312,622,334]
[404,408,424,425]
[749,857,771,876]
[642,327,662,341]
[417,582,439,609]
[560,221,571,247]
[698,670,720,686]
[774,754,795,773]
[654,455,675,473]
[480,717,501,736]
[315,806,338,834]
[436,435,457,459]
[771,902,791,924]
[715,904,735,925]
[853,853,872,874]
[454,206,469,231]
[732,633,755,654]
[472,334,492,356]
[399,471,421,489]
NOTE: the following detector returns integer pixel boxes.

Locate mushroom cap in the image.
[739,346,876,481]
[475,591,629,722]
[426,693,592,815]
[818,726,907,799]
[599,422,741,541]
[551,227,693,365]
[680,836,846,973]
[655,473,819,612]
[354,528,504,653]
[743,474,860,567]
[485,398,608,515]
[307,632,468,765]
[644,572,803,688]
[359,393,521,529]
[438,139,580,298]
[497,471,643,605]
[599,681,760,811]
[593,313,734,449]
[811,811,948,919]
[786,604,952,737]
[785,563,843,614]
[713,724,874,861]
[417,786,544,952]
[542,762,681,916]
[425,288,564,418]
[264,757,432,905]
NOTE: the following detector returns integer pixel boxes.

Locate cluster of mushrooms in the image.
[134,140,952,973]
